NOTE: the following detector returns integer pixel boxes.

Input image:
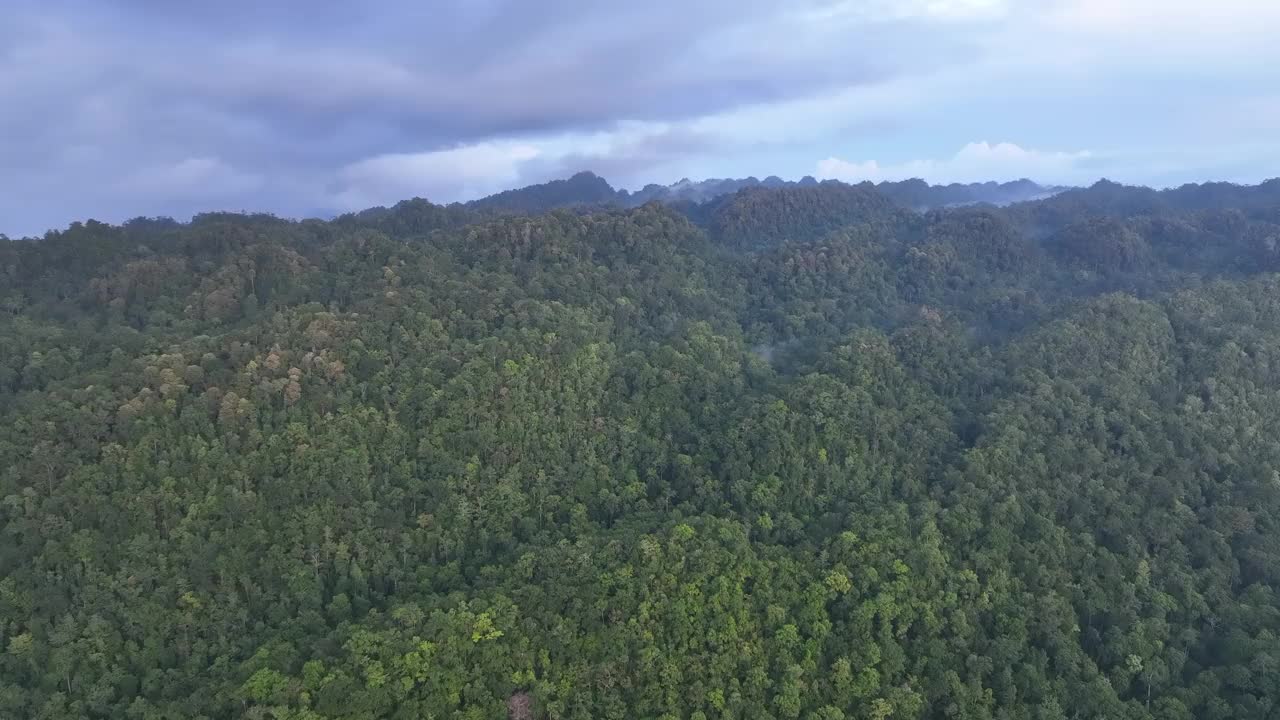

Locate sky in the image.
[2,0,1279,237]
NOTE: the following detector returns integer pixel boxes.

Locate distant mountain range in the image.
[462,171,1069,215]
[329,173,1280,253]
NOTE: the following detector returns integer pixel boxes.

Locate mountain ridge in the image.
[15,173,1280,242]
[459,171,1070,216]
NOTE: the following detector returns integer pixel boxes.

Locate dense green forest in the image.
[2,177,1280,719]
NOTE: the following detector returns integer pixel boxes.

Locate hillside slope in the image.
[2,182,1280,719]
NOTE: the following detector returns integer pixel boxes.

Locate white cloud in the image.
[995,0,1280,71]
[331,141,542,210]
[817,141,1093,184]
[1050,0,1280,36]
[328,122,722,210]
[801,0,1007,23]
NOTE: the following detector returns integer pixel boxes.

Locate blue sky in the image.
[3,0,1278,237]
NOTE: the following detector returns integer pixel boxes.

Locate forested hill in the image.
[326,173,1067,222]
[3,178,1280,719]
[467,172,622,214]
[623,176,1063,209]
[332,172,1280,228]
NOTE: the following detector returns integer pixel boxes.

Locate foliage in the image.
[2,179,1280,719]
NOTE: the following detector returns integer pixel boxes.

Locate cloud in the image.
[2,0,1279,235]
[805,0,1008,23]
[817,142,1094,184]
[11,0,950,151]
[1050,0,1280,36]
[330,142,543,210]
[992,0,1280,73]
[122,157,264,197]
[515,125,725,189]
[327,125,724,210]
[2,0,991,235]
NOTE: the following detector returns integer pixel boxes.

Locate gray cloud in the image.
[0,0,984,235]
[14,0,1274,235]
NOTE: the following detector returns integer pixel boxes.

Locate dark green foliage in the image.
[710,183,901,250]
[468,172,622,215]
[924,208,1036,274]
[335,198,482,238]
[2,179,1280,719]
[1051,218,1152,273]
[876,177,1062,209]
